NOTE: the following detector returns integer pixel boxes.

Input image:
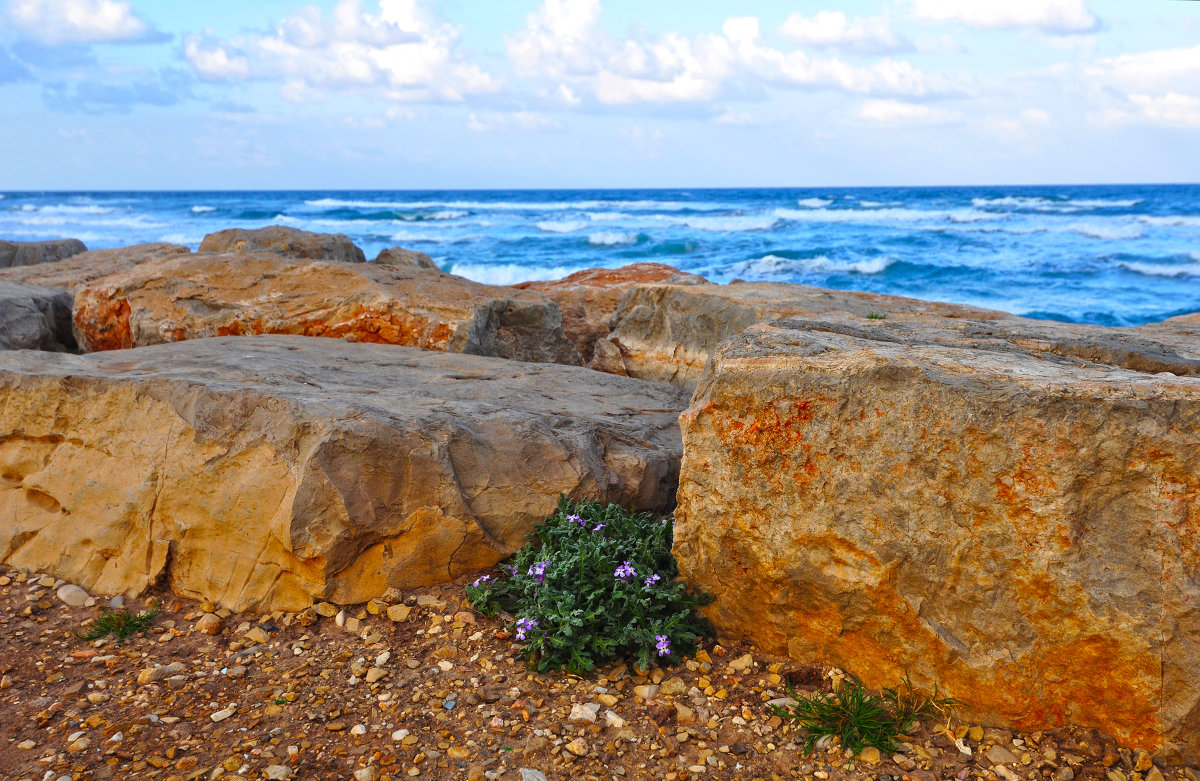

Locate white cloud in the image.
[909,0,1098,34]
[506,2,940,106]
[6,0,164,45]
[466,110,563,132]
[857,98,953,124]
[780,11,910,54]
[1086,44,1200,92]
[182,0,497,102]
[1128,93,1200,127]
[713,108,755,125]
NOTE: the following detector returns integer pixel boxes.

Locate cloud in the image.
[1086,43,1200,92]
[182,0,497,102]
[0,46,32,83]
[466,110,563,132]
[856,98,955,124]
[507,2,941,106]
[780,11,911,55]
[42,67,192,113]
[908,0,1098,34]
[1128,93,1200,127]
[713,108,755,125]
[6,0,167,45]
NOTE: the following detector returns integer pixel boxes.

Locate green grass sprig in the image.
[75,606,159,643]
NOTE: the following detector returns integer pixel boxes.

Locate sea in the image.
[2,184,1199,327]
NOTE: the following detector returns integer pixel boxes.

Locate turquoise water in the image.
[2,185,1199,326]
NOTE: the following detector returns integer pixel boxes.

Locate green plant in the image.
[867,312,888,320]
[467,497,713,675]
[75,606,159,643]
[770,675,956,756]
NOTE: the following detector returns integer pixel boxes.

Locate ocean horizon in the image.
[4,183,1199,327]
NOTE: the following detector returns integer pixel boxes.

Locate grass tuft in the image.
[75,606,159,643]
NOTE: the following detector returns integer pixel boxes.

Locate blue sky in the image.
[1,0,1198,189]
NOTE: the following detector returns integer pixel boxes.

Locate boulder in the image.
[594,281,1010,388]
[515,263,710,368]
[674,318,1200,763]
[375,246,439,271]
[0,243,190,293]
[72,252,581,364]
[0,335,688,611]
[0,282,75,351]
[0,239,87,269]
[199,225,366,263]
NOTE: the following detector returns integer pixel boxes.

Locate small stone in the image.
[726,653,754,673]
[56,584,90,607]
[988,745,1020,766]
[437,660,454,672]
[367,598,389,615]
[569,703,600,724]
[859,746,881,765]
[265,766,294,780]
[1107,772,1128,781]
[211,707,236,722]
[17,739,36,750]
[345,616,362,633]
[448,746,471,760]
[566,738,588,757]
[350,724,368,736]
[375,650,391,666]
[244,626,268,644]
[387,604,412,623]
[598,693,619,707]
[366,667,388,683]
[660,676,686,696]
[520,770,549,781]
[604,710,626,730]
[314,602,338,617]
[454,611,476,624]
[67,736,90,752]
[416,595,446,609]
[1145,769,1164,781]
[195,613,225,635]
[968,725,985,742]
[335,609,347,627]
[354,769,379,781]
[633,684,659,700]
[1133,752,1154,773]
[392,729,410,742]
[675,704,696,725]
[1055,768,1076,781]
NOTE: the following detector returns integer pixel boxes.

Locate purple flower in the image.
[566,514,586,527]
[655,634,671,657]
[515,617,538,641]
[471,575,492,588]
[643,573,661,588]
[614,561,637,582]
[592,524,606,533]
[528,561,548,584]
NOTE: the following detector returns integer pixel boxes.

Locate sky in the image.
[0,0,1198,189]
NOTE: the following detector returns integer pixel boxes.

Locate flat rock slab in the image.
[0,239,87,269]
[0,243,190,293]
[72,252,580,364]
[675,319,1200,763]
[0,282,75,351]
[199,225,366,263]
[0,336,688,612]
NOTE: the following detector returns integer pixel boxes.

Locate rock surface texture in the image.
[0,336,688,611]
[374,246,439,271]
[199,226,366,263]
[72,252,581,363]
[0,282,76,351]
[0,243,190,293]
[515,263,709,367]
[594,281,1011,388]
[0,239,87,269]
[674,318,1200,763]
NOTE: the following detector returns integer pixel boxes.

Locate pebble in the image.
[416,595,446,609]
[211,707,236,722]
[604,710,626,729]
[437,660,454,672]
[659,676,686,695]
[314,602,338,617]
[366,667,388,683]
[353,769,379,781]
[726,653,754,673]
[566,737,589,757]
[520,771,548,781]
[56,584,90,607]
[859,746,882,765]
[265,766,294,780]
[633,684,659,700]
[1055,770,1076,781]
[388,604,412,622]
[350,724,367,736]
[569,703,600,724]
[17,739,36,749]
[195,613,225,635]
[335,609,347,627]
[988,745,1021,766]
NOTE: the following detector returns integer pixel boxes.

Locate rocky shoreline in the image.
[0,230,1198,774]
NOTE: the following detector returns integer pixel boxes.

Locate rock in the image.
[569,703,600,724]
[0,336,687,610]
[565,738,588,757]
[633,685,659,701]
[514,263,709,366]
[0,239,87,269]
[210,707,235,722]
[519,771,548,781]
[674,704,696,725]
[387,604,412,623]
[604,710,626,730]
[314,602,338,617]
[0,243,189,293]
[352,768,378,781]
[726,654,753,674]
[199,225,366,264]
[73,251,580,365]
[674,317,1200,763]
[244,626,268,644]
[375,246,439,271]
[365,667,387,683]
[987,746,1021,766]
[0,282,76,352]
[659,676,686,695]
[265,766,294,780]
[594,280,1010,388]
[194,613,224,635]
[55,584,89,606]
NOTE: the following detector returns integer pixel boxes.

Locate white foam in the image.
[537,220,589,233]
[588,231,639,246]
[191,205,216,214]
[1067,222,1144,240]
[32,204,115,215]
[305,197,725,212]
[774,207,999,224]
[1139,215,1200,228]
[797,197,833,208]
[1120,261,1200,278]
[1066,198,1142,208]
[427,210,468,221]
[746,254,894,275]
[677,215,779,232]
[446,262,579,286]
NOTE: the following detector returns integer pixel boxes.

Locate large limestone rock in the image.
[675,318,1200,763]
[0,239,87,269]
[199,225,366,263]
[72,252,581,364]
[0,336,687,611]
[0,243,190,293]
[595,281,1010,388]
[515,263,710,367]
[375,246,439,271]
[0,282,75,351]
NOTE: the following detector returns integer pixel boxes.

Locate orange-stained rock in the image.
[0,243,190,293]
[72,252,580,364]
[515,263,709,366]
[595,281,1011,388]
[675,318,1200,763]
[199,225,366,263]
[0,336,687,611]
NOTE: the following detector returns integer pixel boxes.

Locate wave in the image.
[191,205,216,214]
[588,231,640,246]
[774,207,999,224]
[1139,215,1200,227]
[537,220,589,233]
[972,196,1141,212]
[446,262,580,286]
[797,198,833,208]
[1120,260,1200,278]
[676,214,779,232]
[15,204,115,216]
[11,215,167,229]
[305,197,727,212]
[1067,222,1145,240]
[746,254,895,276]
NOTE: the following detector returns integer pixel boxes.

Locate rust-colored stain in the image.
[75,295,132,351]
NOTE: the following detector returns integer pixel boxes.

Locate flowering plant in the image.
[466,497,712,674]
